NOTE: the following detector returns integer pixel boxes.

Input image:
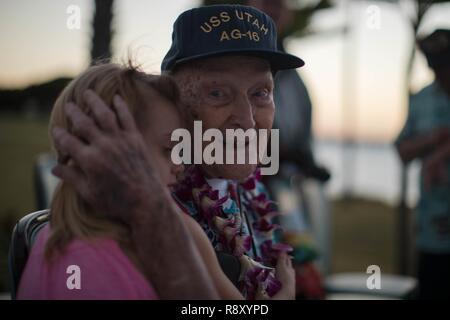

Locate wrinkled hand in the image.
[275,252,295,299]
[52,90,165,224]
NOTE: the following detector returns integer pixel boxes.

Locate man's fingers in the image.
[113,94,137,131]
[52,163,87,197]
[286,255,293,267]
[84,90,119,132]
[52,127,87,164]
[282,253,292,267]
[277,252,287,267]
[65,102,99,143]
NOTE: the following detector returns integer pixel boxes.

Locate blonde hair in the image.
[46,62,180,259]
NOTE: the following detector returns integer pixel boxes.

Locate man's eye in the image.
[253,89,270,98]
[209,90,224,98]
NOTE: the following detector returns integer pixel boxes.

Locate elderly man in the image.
[162,5,311,299]
[52,4,304,299]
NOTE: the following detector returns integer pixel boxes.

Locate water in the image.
[313,140,421,206]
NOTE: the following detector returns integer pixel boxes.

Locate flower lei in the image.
[172,166,293,300]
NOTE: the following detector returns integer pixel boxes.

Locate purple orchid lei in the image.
[172,165,293,300]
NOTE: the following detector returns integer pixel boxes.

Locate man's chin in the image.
[201,163,257,182]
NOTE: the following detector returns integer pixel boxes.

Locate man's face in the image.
[174,55,275,181]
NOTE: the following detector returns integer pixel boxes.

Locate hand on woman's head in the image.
[49,63,186,226]
[52,91,169,225]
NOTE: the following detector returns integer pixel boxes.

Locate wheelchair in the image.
[8,209,49,299]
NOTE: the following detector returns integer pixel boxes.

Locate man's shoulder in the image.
[414,82,435,95]
[410,82,450,120]
[411,82,437,105]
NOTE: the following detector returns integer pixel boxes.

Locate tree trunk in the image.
[90,0,114,64]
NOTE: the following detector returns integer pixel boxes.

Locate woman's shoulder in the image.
[31,224,126,263]
[18,224,157,300]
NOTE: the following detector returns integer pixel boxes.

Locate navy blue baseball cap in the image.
[161,5,305,72]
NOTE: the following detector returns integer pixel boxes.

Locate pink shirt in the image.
[17,225,158,300]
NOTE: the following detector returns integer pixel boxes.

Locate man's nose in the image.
[231,95,256,130]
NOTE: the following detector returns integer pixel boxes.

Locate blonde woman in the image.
[17,63,217,299]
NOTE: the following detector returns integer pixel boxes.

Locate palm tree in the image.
[90,0,114,64]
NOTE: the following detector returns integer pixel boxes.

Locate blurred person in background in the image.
[395,29,450,300]
[240,0,329,299]
[247,0,330,183]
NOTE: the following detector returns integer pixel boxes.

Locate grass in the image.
[0,114,51,292]
[330,197,398,275]
[0,114,401,293]
[0,114,51,217]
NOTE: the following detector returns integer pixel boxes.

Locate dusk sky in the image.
[1,0,450,142]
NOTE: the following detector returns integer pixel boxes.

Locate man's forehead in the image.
[190,55,271,74]
[202,55,270,72]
